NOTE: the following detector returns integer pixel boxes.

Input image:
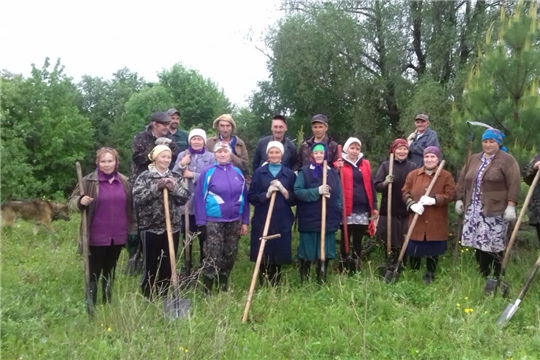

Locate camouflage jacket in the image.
[130,124,180,183]
[297,135,339,170]
[132,169,191,234]
[523,152,540,225]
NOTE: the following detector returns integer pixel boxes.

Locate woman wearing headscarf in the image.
[294,143,342,284]
[194,142,249,295]
[523,151,540,246]
[173,129,215,268]
[334,137,378,273]
[374,139,419,266]
[455,129,521,278]
[132,145,191,300]
[69,147,136,307]
[248,141,296,286]
[402,146,456,284]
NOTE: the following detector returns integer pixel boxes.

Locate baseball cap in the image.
[311,114,328,125]
[167,108,180,117]
[415,114,429,122]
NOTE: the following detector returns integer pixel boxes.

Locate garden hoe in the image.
[76,162,94,317]
[242,192,280,323]
[178,197,199,289]
[383,160,446,283]
[337,145,352,273]
[377,153,394,277]
[163,188,191,319]
[485,170,540,296]
[320,160,328,282]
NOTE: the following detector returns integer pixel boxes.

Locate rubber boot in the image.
[423,271,435,285]
[299,260,311,284]
[316,260,328,284]
[218,275,228,292]
[269,265,281,286]
[409,257,421,271]
[203,276,213,297]
[102,279,113,304]
[87,281,98,315]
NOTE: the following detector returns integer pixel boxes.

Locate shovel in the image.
[163,187,191,318]
[377,154,395,276]
[383,160,446,283]
[337,145,351,272]
[242,192,280,323]
[76,162,94,317]
[320,160,328,280]
[485,170,540,297]
[497,252,540,326]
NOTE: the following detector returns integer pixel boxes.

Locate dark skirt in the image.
[377,215,409,248]
[297,232,337,261]
[406,238,447,257]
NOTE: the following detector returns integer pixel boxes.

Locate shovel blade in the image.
[497,302,519,326]
[383,268,399,284]
[163,298,191,319]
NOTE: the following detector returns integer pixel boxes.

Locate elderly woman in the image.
[374,139,418,265]
[294,143,342,284]
[402,146,456,284]
[523,152,540,246]
[248,141,296,286]
[69,147,135,307]
[133,145,191,300]
[173,129,215,269]
[194,142,249,294]
[456,129,521,278]
[335,137,378,273]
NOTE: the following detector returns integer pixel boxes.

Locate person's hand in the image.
[534,160,540,170]
[410,202,424,215]
[407,132,416,143]
[180,152,191,167]
[455,200,464,215]
[419,195,436,206]
[165,178,175,191]
[183,169,194,179]
[79,195,94,206]
[240,224,249,236]
[503,205,516,222]
[266,184,279,198]
[318,185,331,198]
[336,159,344,170]
[155,137,172,146]
[371,209,379,220]
[383,175,394,185]
[156,178,169,189]
[271,179,284,191]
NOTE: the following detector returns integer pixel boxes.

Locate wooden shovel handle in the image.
[387,153,394,255]
[321,160,328,262]
[76,162,92,310]
[163,188,179,291]
[338,145,349,255]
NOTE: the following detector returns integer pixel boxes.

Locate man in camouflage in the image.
[523,152,540,245]
[297,114,339,169]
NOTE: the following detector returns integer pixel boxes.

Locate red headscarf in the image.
[389,138,409,154]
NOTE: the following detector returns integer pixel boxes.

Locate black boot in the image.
[409,256,421,271]
[87,281,98,315]
[102,279,113,304]
[316,260,328,284]
[218,275,228,292]
[299,260,311,284]
[203,276,213,296]
[269,265,281,286]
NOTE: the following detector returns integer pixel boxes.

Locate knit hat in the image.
[213,141,232,153]
[148,144,172,162]
[389,138,409,154]
[213,114,236,133]
[188,128,207,144]
[266,141,284,154]
[343,137,362,153]
[423,146,441,159]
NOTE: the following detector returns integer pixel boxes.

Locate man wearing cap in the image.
[297,114,339,169]
[130,111,180,183]
[167,108,189,152]
[206,114,249,173]
[407,113,440,167]
[252,114,297,171]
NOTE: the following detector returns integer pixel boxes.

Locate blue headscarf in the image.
[482,129,508,153]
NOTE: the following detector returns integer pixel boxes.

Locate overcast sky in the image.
[0,0,283,106]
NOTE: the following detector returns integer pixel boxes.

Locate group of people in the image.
[69,109,540,309]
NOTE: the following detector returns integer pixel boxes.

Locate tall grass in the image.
[1,219,539,359]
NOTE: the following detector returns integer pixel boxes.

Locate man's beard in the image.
[170,123,178,130]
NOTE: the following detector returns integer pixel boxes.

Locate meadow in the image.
[1,218,539,360]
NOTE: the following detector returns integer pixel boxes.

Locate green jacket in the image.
[171,129,189,152]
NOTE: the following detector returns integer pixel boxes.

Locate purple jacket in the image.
[194,163,250,226]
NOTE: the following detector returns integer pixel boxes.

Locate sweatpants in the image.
[89,241,123,303]
[203,220,241,279]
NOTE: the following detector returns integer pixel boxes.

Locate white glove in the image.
[266,185,279,198]
[410,202,425,215]
[318,185,331,197]
[271,179,285,191]
[407,132,416,142]
[419,195,436,206]
[455,200,464,215]
[503,205,516,222]
[384,175,394,184]
[155,137,172,145]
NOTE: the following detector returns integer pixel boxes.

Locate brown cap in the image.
[167,108,180,117]
[311,114,328,125]
[151,112,171,124]
[415,114,429,122]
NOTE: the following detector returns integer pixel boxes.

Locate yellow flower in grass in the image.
[464,297,468,300]
[456,303,461,307]
[464,308,474,313]
[107,327,112,332]
[179,347,184,351]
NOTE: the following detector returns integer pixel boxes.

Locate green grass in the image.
[1,219,539,359]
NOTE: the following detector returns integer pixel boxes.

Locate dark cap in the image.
[415,114,429,122]
[311,114,328,125]
[167,108,180,117]
[151,111,171,124]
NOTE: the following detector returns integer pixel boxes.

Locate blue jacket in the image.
[408,128,439,167]
[194,163,250,225]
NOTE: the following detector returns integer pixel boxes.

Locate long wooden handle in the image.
[321,160,328,262]
[338,145,349,255]
[163,188,179,291]
[501,170,540,269]
[76,162,92,313]
[387,153,394,255]
[396,160,446,263]
[242,192,277,323]
[184,179,191,264]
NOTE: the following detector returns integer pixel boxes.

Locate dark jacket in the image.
[171,129,189,152]
[252,135,297,171]
[248,164,296,264]
[374,158,418,217]
[523,152,540,225]
[130,124,180,183]
[69,171,136,245]
[297,136,339,170]
[408,128,439,167]
[206,135,249,173]
[456,150,521,217]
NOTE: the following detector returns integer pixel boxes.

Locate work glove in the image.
[271,179,285,191]
[318,185,331,198]
[383,175,394,185]
[407,132,416,143]
[503,205,516,222]
[165,178,175,191]
[266,184,279,198]
[155,137,172,146]
[410,202,425,215]
[419,195,436,206]
[455,200,464,215]
[156,178,169,189]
